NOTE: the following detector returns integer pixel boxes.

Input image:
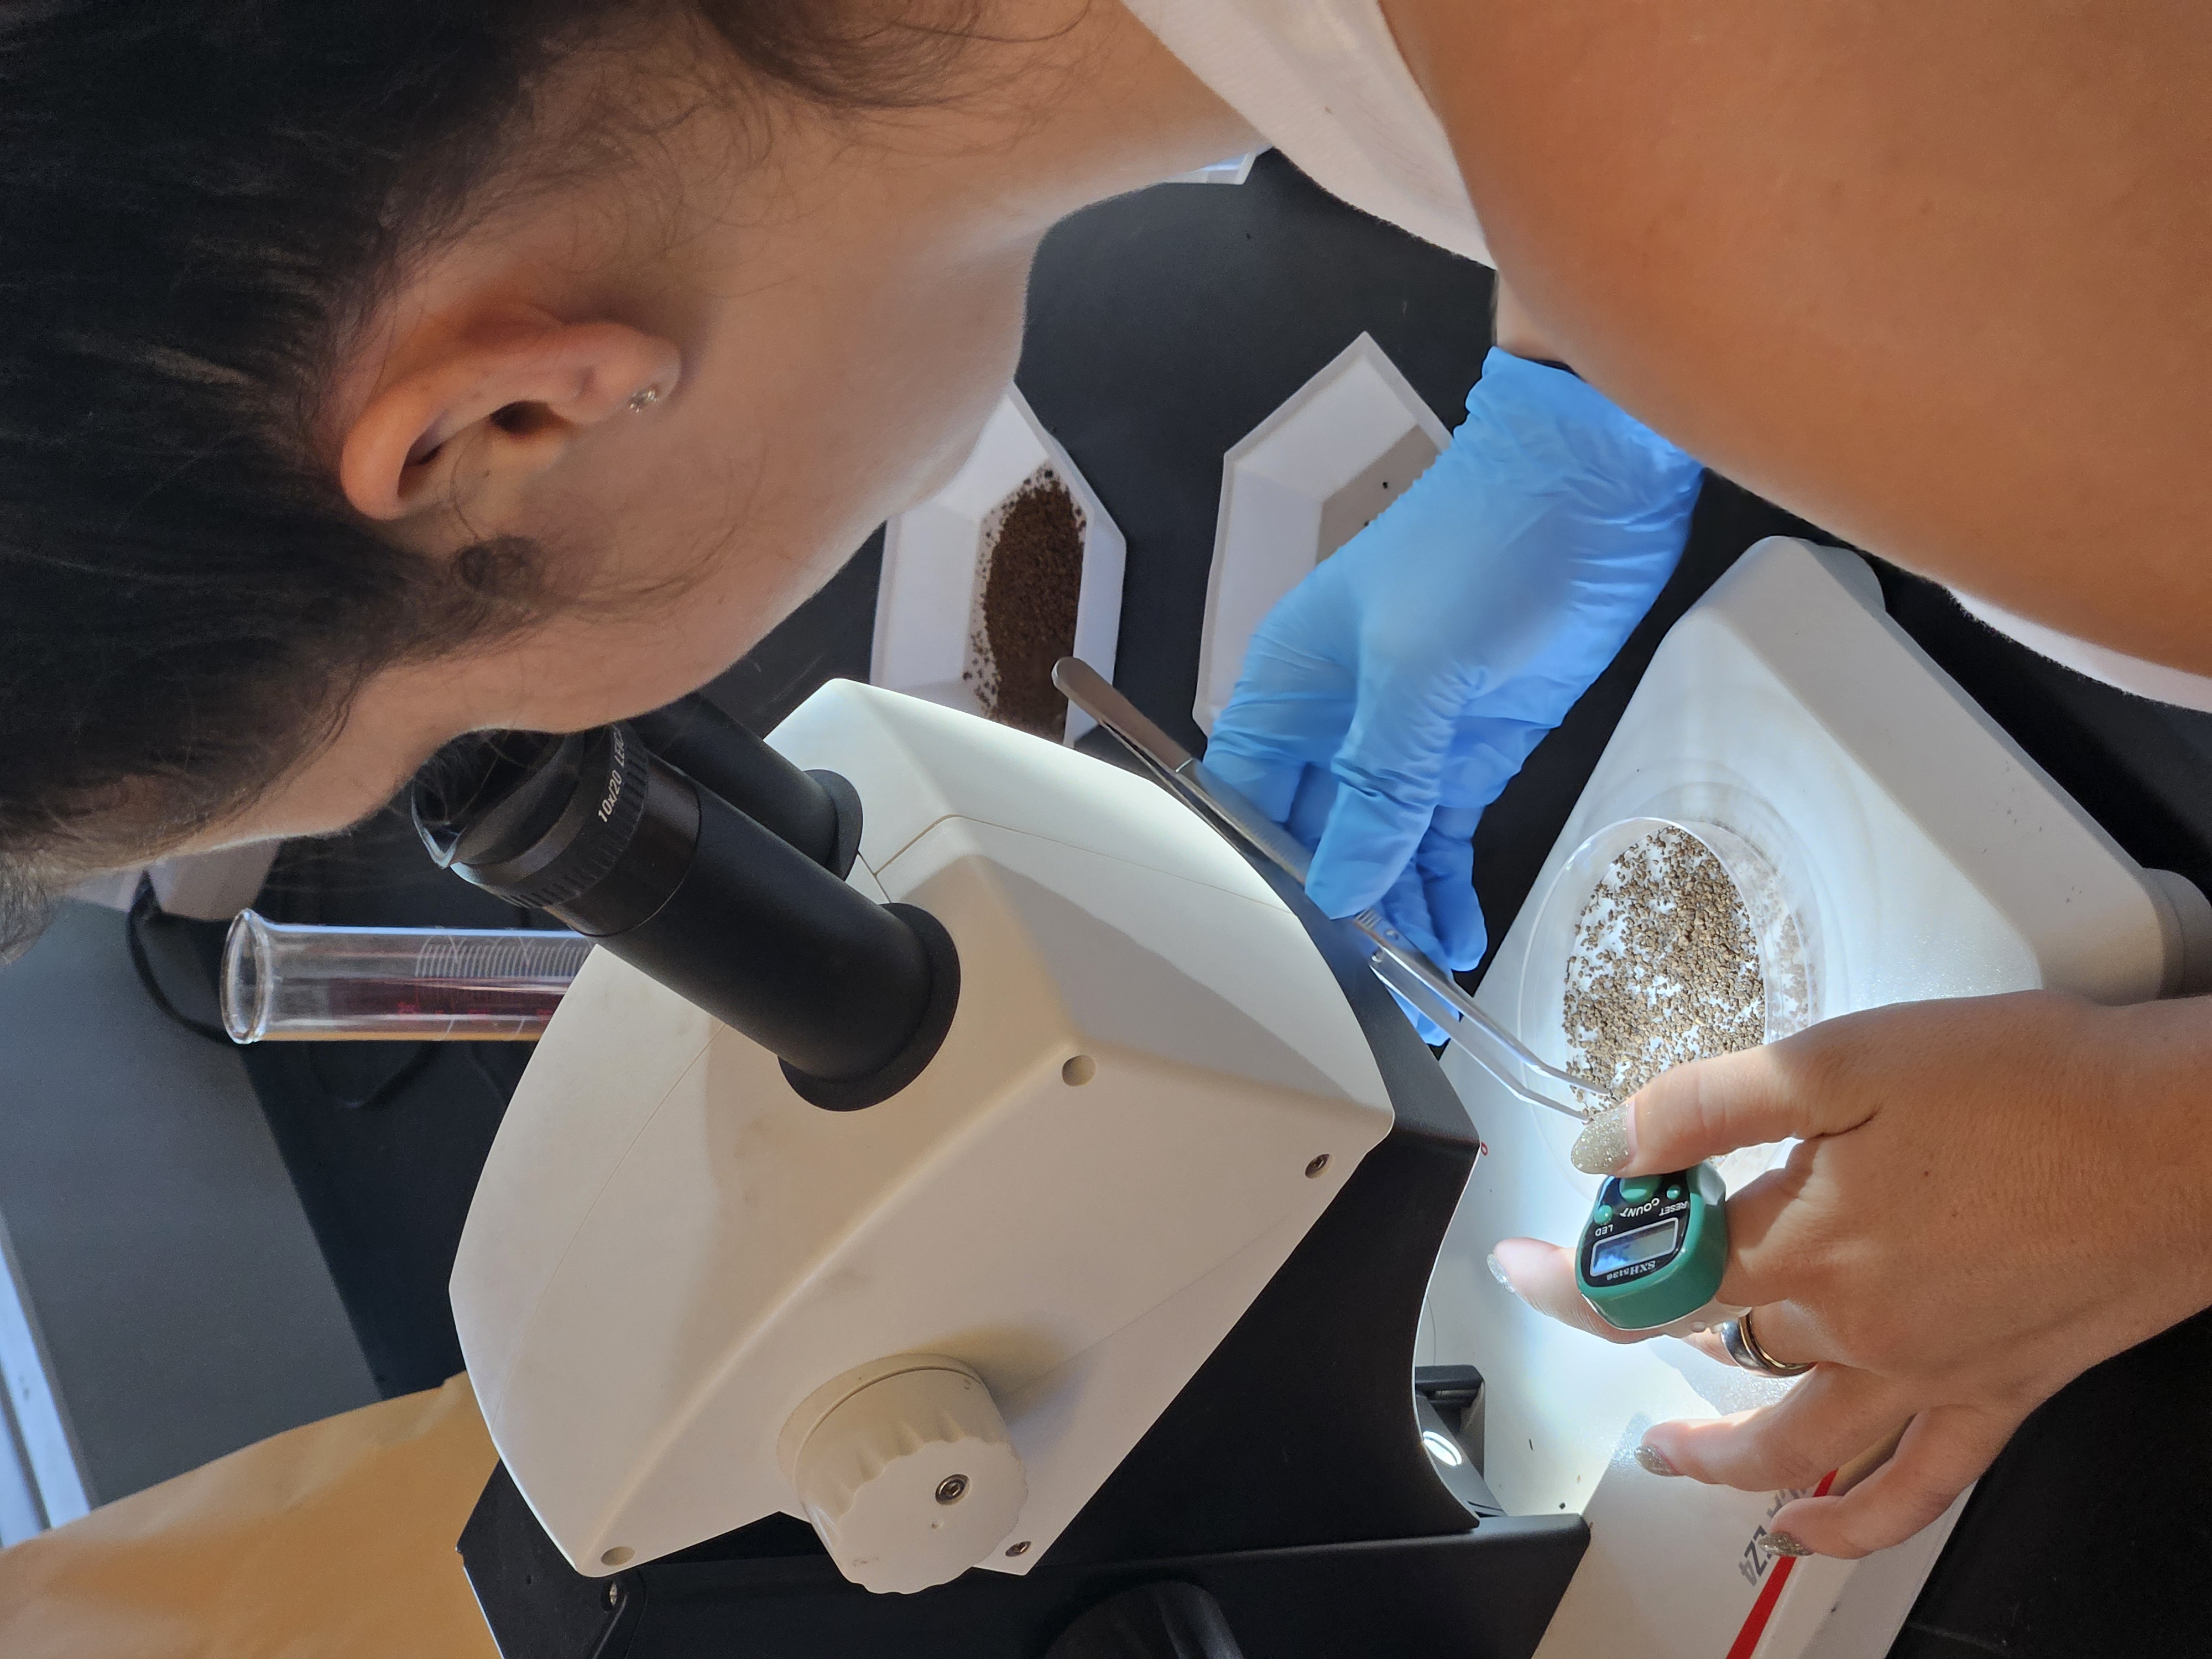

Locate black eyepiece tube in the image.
[630,696,862,878]
[413,725,957,1110]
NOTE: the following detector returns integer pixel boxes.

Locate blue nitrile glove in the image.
[1205,349,1704,1037]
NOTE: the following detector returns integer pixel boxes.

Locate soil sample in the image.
[1563,825,1766,1102]
[964,467,1085,739]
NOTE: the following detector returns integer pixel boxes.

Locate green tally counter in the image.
[1576,1164,1729,1330]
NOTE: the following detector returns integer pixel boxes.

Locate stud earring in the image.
[627,385,662,414]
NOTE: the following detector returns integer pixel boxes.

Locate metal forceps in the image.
[1052,659,1604,1122]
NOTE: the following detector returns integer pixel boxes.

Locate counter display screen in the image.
[1590,1217,1680,1277]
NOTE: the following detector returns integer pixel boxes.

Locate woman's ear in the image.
[339,317,682,527]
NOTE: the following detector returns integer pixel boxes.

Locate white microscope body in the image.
[449,685,1395,1592]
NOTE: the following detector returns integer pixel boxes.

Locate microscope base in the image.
[460,1459,1587,1659]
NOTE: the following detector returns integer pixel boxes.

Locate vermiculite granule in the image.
[1564,825,1766,1102]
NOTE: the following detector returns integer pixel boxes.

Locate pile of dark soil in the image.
[964,468,1085,739]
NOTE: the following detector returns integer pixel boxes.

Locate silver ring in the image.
[1717,1309,1814,1378]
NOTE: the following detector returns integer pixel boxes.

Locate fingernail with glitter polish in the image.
[1765,1531,1814,1558]
[1571,1102,1635,1175]
[1634,1444,1683,1478]
[1486,1252,1512,1287]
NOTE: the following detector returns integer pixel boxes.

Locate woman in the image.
[3,0,2208,1565]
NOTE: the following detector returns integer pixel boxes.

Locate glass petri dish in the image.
[1517,817,1818,1191]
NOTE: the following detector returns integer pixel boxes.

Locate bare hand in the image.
[1489,991,2212,1557]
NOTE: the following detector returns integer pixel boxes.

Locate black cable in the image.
[125,875,232,1045]
[306,1040,520,1114]
[463,1042,526,1109]
[305,1039,441,1112]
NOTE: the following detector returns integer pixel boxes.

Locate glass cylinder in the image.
[222,910,591,1042]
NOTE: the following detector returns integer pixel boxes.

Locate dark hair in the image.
[0,0,969,960]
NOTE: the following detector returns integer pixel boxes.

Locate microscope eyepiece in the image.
[415,726,700,932]
[410,730,564,867]
[413,721,957,1109]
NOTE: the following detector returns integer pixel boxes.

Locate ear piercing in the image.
[627,385,662,414]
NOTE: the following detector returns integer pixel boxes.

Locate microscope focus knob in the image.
[790,1358,1027,1594]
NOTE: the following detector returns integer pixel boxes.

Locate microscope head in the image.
[442,684,1395,1591]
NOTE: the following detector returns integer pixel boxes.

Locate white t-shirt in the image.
[1125,0,1489,265]
[1133,0,2212,714]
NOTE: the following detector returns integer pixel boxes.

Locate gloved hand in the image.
[1205,349,1703,1032]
